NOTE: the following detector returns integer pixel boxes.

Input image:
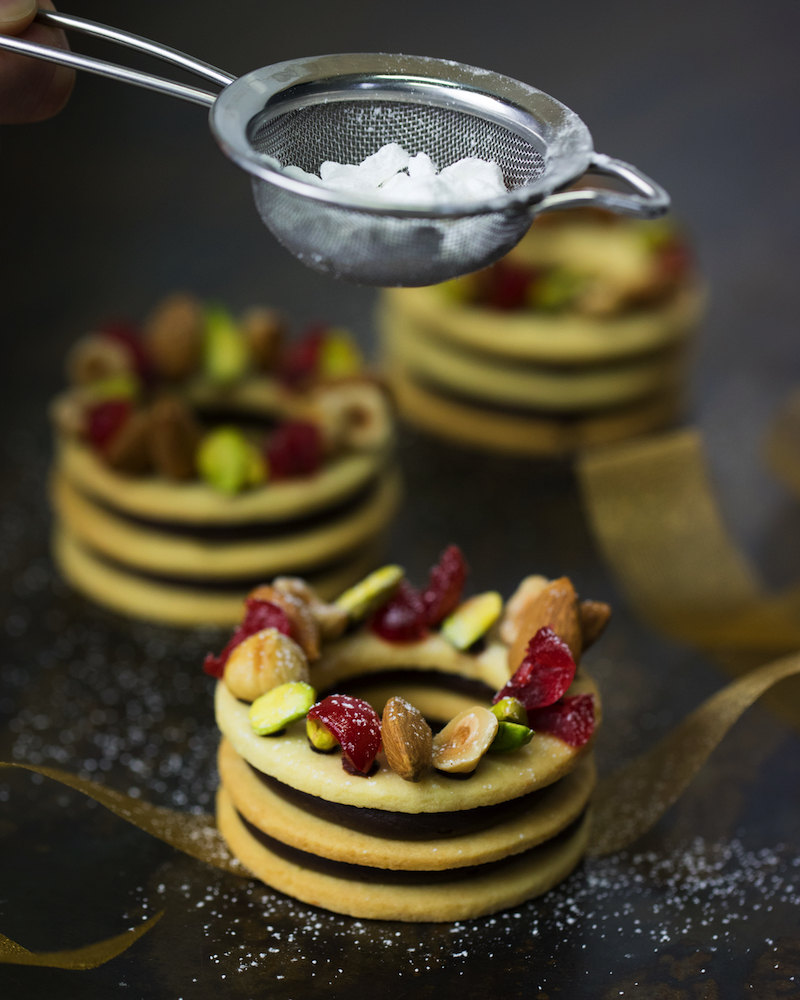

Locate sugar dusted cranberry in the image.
[493,626,576,710]
[280,325,326,386]
[203,598,291,678]
[527,693,595,748]
[422,544,468,626]
[87,399,132,451]
[266,420,323,479]
[371,580,428,643]
[307,694,382,775]
[101,320,153,383]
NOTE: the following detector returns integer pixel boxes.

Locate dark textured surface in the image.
[2,0,800,996]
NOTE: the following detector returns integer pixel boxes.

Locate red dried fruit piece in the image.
[101,320,153,383]
[482,261,534,311]
[493,626,576,710]
[658,239,691,281]
[280,325,326,386]
[87,399,133,451]
[422,544,468,626]
[203,598,291,678]
[371,579,428,643]
[307,694,382,775]
[266,420,323,479]
[527,693,595,748]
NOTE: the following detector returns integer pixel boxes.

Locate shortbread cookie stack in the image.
[210,548,607,921]
[379,208,704,455]
[50,294,399,626]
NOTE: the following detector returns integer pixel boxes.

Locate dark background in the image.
[2,0,800,997]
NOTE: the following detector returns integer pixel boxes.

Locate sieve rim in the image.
[209,53,594,220]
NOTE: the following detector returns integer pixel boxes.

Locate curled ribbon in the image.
[3,648,800,963]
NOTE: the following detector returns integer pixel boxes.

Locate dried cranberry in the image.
[371,580,428,643]
[422,544,468,626]
[493,626,576,710]
[266,420,323,479]
[307,694,382,775]
[527,693,595,748]
[203,598,291,678]
[101,320,153,383]
[658,240,691,281]
[87,399,132,451]
[280,325,326,386]
[481,261,534,311]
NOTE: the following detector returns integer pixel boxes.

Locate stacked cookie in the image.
[50,295,399,626]
[379,209,704,455]
[211,551,606,921]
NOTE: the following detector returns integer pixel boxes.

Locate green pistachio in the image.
[204,304,249,384]
[528,267,586,312]
[317,329,362,378]
[196,426,266,494]
[249,681,316,736]
[334,564,404,621]
[490,696,529,726]
[306,715,339,752]
[489,720,534,753]
[440,591,503,651]
[83,372,141,402]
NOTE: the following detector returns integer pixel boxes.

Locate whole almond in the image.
[149,396,202,480]
[508,576,581,671]
[499,574,549,645]
[105,408,154,475]
[382,696,432,782]
[579,599,612,650]
[249,584,321,661]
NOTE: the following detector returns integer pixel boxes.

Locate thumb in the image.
[0,0,37,35]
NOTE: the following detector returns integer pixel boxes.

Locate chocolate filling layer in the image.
[252,762,558,840]
[81,474,381,542]
[239,809,586,884]
[78,540,376,591]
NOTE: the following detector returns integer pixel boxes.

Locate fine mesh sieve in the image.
[3,11,669,286]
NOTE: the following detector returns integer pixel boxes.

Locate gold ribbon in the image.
[578,427,800,729]
[3,646,800,964]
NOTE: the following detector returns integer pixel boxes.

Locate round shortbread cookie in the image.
[53,527,382,626]
[381,281,704,365]
[219,737,596,871]
[216,785,592,922]
[55,436,388,525]
[215,672,600,812]
[382,308,685,412]
[52,467,401,580]
[389,365,682,456]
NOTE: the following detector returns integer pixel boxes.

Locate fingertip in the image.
[0,0,37,36]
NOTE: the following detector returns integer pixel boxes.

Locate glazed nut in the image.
[508,576,582,671]
[440,591,503,651]
[241,306,286,372]
[223,627,310,702]
[248,584,321,661]
[271,576,349,641]
[334,564,404,622]
[381,696,433,782]
[149,395,202,481]
[499,575,549,646]
[248,680,316,736]
[431,706,498,774]
[143,292,204,380]
[66,334,133,386]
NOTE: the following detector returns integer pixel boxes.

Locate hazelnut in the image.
[143,293,204,380]
[66,334,132,386]
[272,576,349,641]
[223,628,310,702]
[304,381,393,453]
[105,408,154,475]
[149,396,202,481]
[241,307,286,372]
[248,584,321,661]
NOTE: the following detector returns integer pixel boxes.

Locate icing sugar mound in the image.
[272,142,507,205]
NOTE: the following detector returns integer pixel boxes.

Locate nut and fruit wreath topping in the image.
[206,546,610,781]
[51,293,392,494]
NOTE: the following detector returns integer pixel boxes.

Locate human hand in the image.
[0,0,75,123]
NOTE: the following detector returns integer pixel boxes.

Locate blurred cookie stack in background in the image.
[380,208,704,456]
[50,294,399,627]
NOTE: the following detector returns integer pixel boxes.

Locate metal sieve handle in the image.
[0,8,236,107]
[536,153,670,218]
